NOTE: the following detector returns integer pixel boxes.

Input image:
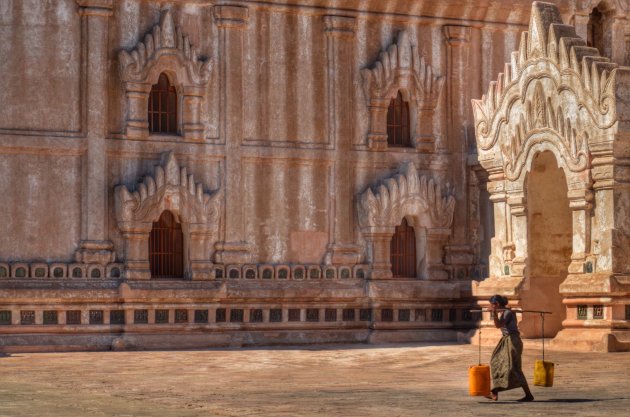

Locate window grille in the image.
[431,309,443,322]
[148,73,178,134]
[110,310,125,325]
[325,309,337,322]
[577,305,587,320]
[250,309,263,323]
[66,310,81,325]
[89,310,104,325]
[194,310,208,323]
[398,309,410,322]
[270,309,283,322]
[43,311,58,325]
[390,218,416,277]
[149,211,184,278]
[359,308,372,321]
[387,91,411,147]
[288,309,301,322]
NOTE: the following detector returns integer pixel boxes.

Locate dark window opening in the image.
[387,91,411,147]
[149,211,184,279]
[390,218,417,278]
[149,73,178,134]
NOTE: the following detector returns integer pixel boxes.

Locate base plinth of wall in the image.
[0,330,371,353]
[368,329,463,344]
[466,327,630,352]
[550,328,630,352]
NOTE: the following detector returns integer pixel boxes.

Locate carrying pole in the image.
[478,324,482,365]
[541,312,545,362]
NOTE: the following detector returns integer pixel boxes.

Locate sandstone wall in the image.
[0,0,560,269]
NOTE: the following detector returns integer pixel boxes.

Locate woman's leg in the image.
[518,380,534,401]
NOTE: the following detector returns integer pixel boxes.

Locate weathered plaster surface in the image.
[0,0,628,351]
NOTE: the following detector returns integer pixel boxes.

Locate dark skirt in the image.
[490,333,527,392]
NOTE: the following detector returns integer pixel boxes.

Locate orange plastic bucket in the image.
[468,364,491,396]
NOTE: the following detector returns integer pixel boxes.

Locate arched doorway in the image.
[149,211,184,278]
[390,218,416,278]
[521,151,571,337]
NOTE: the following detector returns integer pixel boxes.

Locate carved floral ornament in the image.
[362,31,443,108]
[115,152,221,229]
[361,31,444,151]
[118,10,213,141]
[358,164,455,231]
[119,10,211,86]
[472,2,622,182]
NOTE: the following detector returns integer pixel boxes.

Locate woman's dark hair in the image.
[489,294,508,307]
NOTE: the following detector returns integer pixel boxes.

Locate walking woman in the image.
[486,294,534,402]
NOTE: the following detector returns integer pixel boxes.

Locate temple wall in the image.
[0,153,82,261]
[0,0,81,133]
[7,0,627,351]
[0,0,536,268]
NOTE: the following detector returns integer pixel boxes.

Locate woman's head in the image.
[489,294,508,307]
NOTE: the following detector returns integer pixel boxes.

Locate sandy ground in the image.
[0,342,629,417]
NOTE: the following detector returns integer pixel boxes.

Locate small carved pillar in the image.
[443,25,473,251]
[426,228,450,280]
[213,5,251,264]
[487,179,509,277]
[182,85,206,141]
[363,228,394,279]
[75,0,115,265]
[367,98,390,151]
[188,224,215,280]
[567,188,593,273]
[573,13,590,42]
[507,193,527,277]
[415,102,436,152]
[610,16,628,65]
[124,81,152,139]
[119,223,152,280]
[323,15,362,264]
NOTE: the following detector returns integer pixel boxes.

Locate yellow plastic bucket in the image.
[468,365,491,396]
[533,360,554,387]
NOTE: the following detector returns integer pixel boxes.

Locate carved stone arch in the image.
[115,152,222,280]
[472,2,630,350]
[357,164,455,279]
[119,10,213,142]
[361,31,444,152]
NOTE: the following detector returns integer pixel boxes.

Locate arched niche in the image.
[115,152,222,280]
[118,10,212,142]
[357,164,455,279]
[361,31,444,152]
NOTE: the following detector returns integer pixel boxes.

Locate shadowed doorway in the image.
[521,151,570,337]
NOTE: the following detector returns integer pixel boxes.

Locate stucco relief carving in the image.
[358,164,454,280]
[119,10,212,141]
[471,2,630,335]
[116,152,220,226]
[472,2,618,167]
[361,31,444,152]
[115,152,221,280]
[500,81,590,181]
[358,164,455,230]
